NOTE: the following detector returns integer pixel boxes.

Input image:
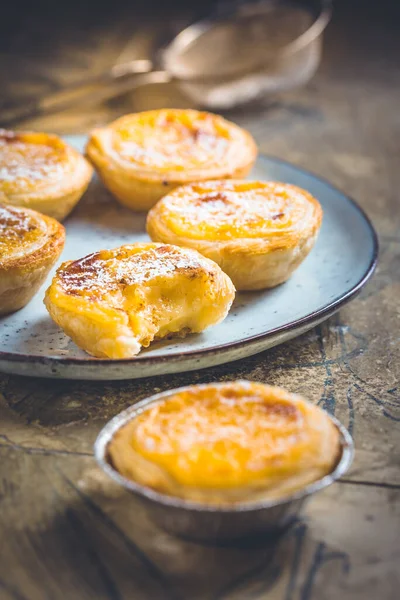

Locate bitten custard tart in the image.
[86,109,257,211]
[0,204,65,315]
[0,130,93,221]
[44,243,235,359]
[108,381,340,505]
[147,180,323,290]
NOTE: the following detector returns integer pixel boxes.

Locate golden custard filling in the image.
[0,131,68,194]
[0,204,48,261]
[111,110,252,173]
[52,243,222,307]
[108,382,340,504]
[151,181,321,243]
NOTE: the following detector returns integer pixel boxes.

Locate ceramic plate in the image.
[0,136,377,380]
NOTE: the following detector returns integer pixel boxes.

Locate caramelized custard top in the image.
[0,204,47,261]
[56,243,210,302]
[111,382,336,490]
[153,181,322,243]
[0,131,69,193]
[110,109,253,172]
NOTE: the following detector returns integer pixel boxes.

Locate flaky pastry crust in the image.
[0,130,93,221]
[0,204,65,314]
[86,109,257,211]
[108,381,341,505]
[147,180,323,290]
[44,243,235,359]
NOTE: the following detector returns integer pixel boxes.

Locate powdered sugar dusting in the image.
[0,134,67,188]
[58,244,209,300]
[0,204,46,260]
[114,110,237,171]
[161,181,316,240]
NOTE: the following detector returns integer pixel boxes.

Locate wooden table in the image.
[0,0,399,598]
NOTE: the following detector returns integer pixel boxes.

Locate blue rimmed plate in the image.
[0,136,378,380]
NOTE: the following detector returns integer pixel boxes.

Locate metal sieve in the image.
[0,0,331,124]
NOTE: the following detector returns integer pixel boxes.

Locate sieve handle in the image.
[0,59,159,126]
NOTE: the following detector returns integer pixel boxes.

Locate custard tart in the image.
[0,130,93,221]
[86,109,257,211]
[44,243,235,359]
[147,180,323,290]
[108,381,340,505]
[0,204,65,315]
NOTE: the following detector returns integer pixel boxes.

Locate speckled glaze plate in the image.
[0,135,377,380]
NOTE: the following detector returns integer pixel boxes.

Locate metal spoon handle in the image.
[0,59,157,126]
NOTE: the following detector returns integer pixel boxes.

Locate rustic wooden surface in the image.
[0,0,399,598]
